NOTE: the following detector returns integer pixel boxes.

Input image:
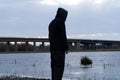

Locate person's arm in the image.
[60,22,69,51]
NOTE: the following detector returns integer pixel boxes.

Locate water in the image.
[0,52,120,80]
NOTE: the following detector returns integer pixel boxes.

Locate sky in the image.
[0,0,120,40]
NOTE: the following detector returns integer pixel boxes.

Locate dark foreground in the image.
[0,76,50,80]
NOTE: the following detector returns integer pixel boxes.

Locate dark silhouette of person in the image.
[48,7,69,80]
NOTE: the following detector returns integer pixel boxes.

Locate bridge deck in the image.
[0,37,120,43]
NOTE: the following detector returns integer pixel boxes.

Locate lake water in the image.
[0,51,120,80]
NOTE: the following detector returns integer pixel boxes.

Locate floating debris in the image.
[80,56,92,67]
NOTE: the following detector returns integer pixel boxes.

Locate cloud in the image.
[39,0,84,6]
[0,0,120,40]
[38,36,48,38]
[40,0,58,5]
[37,33,120,40]
[89,0,107,5]
[68,33,120,40]
[56,0,83,6]
[36,0,120,10]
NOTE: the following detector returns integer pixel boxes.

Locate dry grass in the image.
[0,75,50,80]
[81,56,92,65]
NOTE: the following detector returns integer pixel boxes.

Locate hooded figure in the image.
[49,7,68,52]
[49,8,68,80]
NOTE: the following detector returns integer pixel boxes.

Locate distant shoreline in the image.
[0,49,120,54]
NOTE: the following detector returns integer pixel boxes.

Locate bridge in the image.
[0,37,120,52]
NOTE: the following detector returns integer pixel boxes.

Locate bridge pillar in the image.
[102,43,112,49]
[14,41,18,51]
[68,42,73,50]
[114,43,120,48]
[33,41,36,51]
[68,42,72,47]
[90,43,96,49]
[107,43,112,48]
[118,43,120,48]
[7,41,10,52]
[26,41,29,51]
[41,42,45,51]
[101,43,105,48]
[42,42,44,48]
[83,43,89,50]
[75,42,80,50]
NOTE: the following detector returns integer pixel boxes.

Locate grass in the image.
[81,56,92,66]
[0,75,50,80]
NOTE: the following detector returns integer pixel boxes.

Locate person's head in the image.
[55,7,68,22]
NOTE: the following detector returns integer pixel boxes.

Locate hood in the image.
[55,8,68,22]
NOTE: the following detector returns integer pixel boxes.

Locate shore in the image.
[0,48,120,54]
[0,76,50,80]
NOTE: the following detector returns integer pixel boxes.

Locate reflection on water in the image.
[0,52,120,80]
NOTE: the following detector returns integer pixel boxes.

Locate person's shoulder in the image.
[50,18,64,26]
[49,19,56,25]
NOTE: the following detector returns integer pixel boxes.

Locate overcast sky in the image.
[0,0,120,40]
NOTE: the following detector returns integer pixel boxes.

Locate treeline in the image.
[0,42,50,52]
[0,43,34,52]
